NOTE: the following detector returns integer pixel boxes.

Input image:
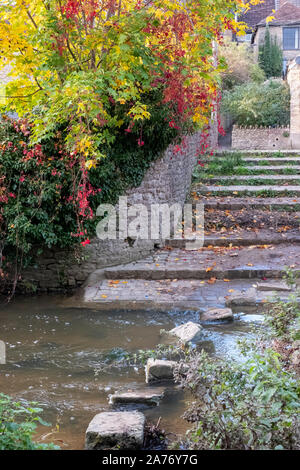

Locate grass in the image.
[195,189,300,197]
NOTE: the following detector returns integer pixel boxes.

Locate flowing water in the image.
[0,295,263,449]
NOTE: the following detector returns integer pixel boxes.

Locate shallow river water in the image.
[0,295,263,449]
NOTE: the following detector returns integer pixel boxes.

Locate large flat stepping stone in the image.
[201,307,233,322]
[145,359,178,384]
[256,281,292,292]
[85,411,145,450]
[168,321,202,344]
[109,388,165,407]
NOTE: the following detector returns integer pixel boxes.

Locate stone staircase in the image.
[74,152,300,310]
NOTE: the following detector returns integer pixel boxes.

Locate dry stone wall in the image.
[232,125,291,150]
[20,132,203,292]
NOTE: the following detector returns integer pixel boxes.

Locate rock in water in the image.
[109,388,165,407]
[225,288,257,307]
[201,307,233,322]
[85,411,145,450]
[168,321,203,344]
[145,359,178,383]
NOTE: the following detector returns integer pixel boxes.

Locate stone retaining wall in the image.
[232,125,291,150]
[20,132,203,292]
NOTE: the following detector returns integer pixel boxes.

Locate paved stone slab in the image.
[168,321,203,344]
[109,388,165,407]
[70,278,261,310]
[145,359,178,384]
[85,411,145,450]
[256,281,292,292]
[201,307,233,322]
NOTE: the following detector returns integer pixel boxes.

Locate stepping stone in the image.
[225,288,257,308]
[256,281,292,292]
[201,307,233,322]
[109,388,165,407]
[145,359,178,384]
[168,321,203,344]
[85,411,145,450]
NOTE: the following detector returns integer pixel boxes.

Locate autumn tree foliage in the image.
[0,0,262,160]
[0,0,262,292]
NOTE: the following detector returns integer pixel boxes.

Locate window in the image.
[283,27,300,50]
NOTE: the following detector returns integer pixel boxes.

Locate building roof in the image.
[257,2,300,26]
[239,0,275,30]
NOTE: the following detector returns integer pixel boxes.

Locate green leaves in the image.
[176,344,300,450]
[222,80,290,127]
[0,393,59,450]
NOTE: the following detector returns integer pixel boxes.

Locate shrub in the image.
[175,347,300,450]
[259,26,283,79]
[0,94,180,292]
[222,79,290,127]
[265,269,300,342]
[220,39,265,90]
[0,393,59,450]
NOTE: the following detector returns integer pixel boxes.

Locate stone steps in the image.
[189,196,300,211]
[165,232,300,248]
[242,157,300,165]
[103,266,293,281]
[100,245,300,281]
[242,165,300,172]
[201,174,300,184]
[194,200,300,211]
[79,149,300,309]
[195,185,300,196]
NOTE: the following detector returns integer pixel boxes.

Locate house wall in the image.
[253,24,300,63]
